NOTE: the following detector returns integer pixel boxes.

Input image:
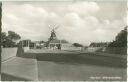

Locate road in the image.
[37,61,126,81]
[2,49,127,81]
[35,50,126,81]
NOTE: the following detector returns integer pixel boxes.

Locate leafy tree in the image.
[1,32,7,47]
[8,31,21,41]
[1,32,7,43]
[108,26,127,47]
[1,31,21,47]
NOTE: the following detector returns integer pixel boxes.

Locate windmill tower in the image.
[49,24,59,41]
[45,24,60,48]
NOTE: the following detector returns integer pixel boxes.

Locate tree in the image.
[1,32,7,47]
[8,31,21,41]
[108,26,127,47]
[1,31,21,47]
[73,43,83,47]
[1,32,6,43]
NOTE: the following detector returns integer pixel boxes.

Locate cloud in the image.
[2,1,126,45]
[68,2,100,16]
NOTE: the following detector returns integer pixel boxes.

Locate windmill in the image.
[48,24,60,41]
[45,24,60,48]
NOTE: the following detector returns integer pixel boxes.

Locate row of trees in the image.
[1,31,21,47]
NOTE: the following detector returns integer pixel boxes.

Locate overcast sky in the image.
[2,1,127,45]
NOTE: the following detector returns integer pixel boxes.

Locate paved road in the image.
[2,57,38,81]
[2,49,127,81]
[31,49,127,81]
[37,61,126,81]
[35,50,126,81]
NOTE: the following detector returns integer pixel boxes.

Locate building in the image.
[45,25,82,50]
[47,39,70,50]
[45,25,71,50]
[88,42,110,52]
[30,40,45,49]
[89,42,110,47]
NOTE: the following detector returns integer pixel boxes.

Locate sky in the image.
[2,1,127,45]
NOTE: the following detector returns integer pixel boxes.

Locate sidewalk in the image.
[1,57,38,81]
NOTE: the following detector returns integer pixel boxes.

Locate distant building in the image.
[19,39,31,51]
[21,39,31,47]
[89,42,110,47]
[88,42,110,52]
[47,39,71,50]
[31,40,45,49]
